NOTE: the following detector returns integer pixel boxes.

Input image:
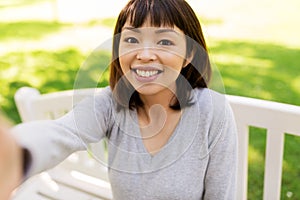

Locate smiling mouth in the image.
[132,69,163,78]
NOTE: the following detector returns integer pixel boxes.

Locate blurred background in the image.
[0,0,299,199]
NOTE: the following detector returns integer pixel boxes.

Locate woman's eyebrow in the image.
[122,27,141,33]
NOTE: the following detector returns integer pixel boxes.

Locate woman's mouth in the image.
[135,69,160,77]
[131,67,163,82]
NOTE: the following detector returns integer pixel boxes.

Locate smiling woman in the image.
[119,25,187,97]
[110,0,211,111]
[2,0,237,199]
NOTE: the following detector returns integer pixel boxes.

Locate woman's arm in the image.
[11,88,113,179]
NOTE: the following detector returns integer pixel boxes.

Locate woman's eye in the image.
[124,37,138,44]
[158,39,174,46]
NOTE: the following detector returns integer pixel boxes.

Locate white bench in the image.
[12,87,300,200]
[227,95,300,200]
[12,87,112,200]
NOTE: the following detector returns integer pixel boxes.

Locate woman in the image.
[1,0,237,199]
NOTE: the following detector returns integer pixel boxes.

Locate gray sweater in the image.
[13,87,237,200]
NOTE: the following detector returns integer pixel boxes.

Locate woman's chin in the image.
[135,83,175,97]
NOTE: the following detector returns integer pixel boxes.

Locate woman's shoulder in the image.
[73,86,115,114]
[96,86,113,97]
[192,88,235,130]
[192,88,230,114]
[93,86,113,103]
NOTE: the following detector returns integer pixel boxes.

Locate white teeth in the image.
[136,69,159,77]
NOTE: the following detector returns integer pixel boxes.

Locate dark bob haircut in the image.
[109,0,211,110]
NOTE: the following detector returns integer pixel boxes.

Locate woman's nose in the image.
[136,47,157,62]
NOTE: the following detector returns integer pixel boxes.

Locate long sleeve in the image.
[11,87,113,179]
[203,95,238,199]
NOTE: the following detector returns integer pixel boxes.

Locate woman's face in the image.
[118,18,189,96]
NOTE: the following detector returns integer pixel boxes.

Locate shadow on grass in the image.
[210,40,300,106]
[0,21,70,41]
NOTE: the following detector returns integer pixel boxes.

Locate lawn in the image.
[0,21,69,41]
[0,1,300,199]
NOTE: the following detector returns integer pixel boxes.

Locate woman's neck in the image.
[141,85,176,108]
[137,86,178,124]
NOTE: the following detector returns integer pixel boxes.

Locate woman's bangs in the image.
[127,0,175,28]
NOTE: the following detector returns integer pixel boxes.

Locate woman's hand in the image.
[0,120,23,200]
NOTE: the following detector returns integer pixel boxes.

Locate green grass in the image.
[210,40,300,106]
[0,21,70,41]
[248,127,267,199]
